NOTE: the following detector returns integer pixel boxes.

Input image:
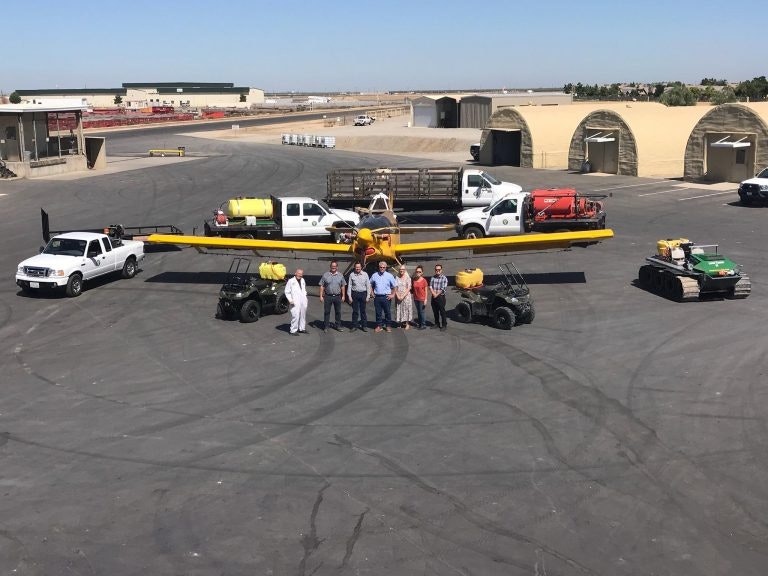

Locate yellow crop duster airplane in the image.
[146,193,614,269]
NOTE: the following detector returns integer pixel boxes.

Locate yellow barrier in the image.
[148,148,186,157]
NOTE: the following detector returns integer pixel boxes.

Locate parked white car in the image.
[16,232,145,297]
[353,115,375,126]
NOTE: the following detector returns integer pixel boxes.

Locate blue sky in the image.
[3,0,766,93]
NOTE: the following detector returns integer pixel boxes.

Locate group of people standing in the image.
[283,260,449,335]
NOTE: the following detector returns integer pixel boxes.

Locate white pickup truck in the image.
[204,196,360,241]
[16,232,145,297]
[738,167,768,205]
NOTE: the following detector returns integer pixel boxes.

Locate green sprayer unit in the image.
[639,239,750,302]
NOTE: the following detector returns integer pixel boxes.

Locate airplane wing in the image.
[394,229,615,256]
[145,234,355,255]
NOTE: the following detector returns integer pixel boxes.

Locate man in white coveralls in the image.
[285,268,308,335]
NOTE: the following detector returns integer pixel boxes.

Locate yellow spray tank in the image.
[656,238,689,258]
[226,197,274,219]
[455,268,484,289]
[259,261,287,281]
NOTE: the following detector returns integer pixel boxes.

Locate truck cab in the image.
[456,192,530,238]
[461,169,523,208]
[278,197,359,239]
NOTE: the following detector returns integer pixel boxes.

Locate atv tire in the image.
[518,302,535,324]
[454,301,472,324]
[216,301,235,320]
[240,299,262,323]
[492,306,516,330]
[276,295,290,314]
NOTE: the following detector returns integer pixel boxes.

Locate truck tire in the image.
[240,299,262,322]
[65,273,83,297]
[521,196,533,233]
[462,225,485,240]
[454,301,472,323]
[121,256,137,279]
[276,295,290,314]
[492,306,516,330]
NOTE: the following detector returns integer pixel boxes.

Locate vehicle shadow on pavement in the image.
[144,271,230,285]
[144,244,184,253]
[481,272,586,285]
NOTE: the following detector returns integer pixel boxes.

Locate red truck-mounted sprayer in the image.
[456,188,608,239]
[527,188,606,232]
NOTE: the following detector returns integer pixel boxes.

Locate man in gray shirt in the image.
[346,261,371,332]
[319,260,347,332]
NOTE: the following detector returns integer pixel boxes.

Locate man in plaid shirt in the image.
[429,264,448,331]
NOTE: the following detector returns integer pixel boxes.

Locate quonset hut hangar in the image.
[476,101,768,182]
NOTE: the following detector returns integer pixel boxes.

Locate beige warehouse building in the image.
[16,82,265,109]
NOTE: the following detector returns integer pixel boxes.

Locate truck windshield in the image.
[756,168,768,178]
[43,238,87,256]
[315,200,332,214]
[481,172,501,186]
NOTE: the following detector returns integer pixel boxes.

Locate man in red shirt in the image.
[411,265,428,330]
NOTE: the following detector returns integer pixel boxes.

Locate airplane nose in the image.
[357,228,373,243]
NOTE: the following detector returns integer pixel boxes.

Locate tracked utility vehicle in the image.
[216,258,290,322]
[638,239,750,302]
[453,263,535,330]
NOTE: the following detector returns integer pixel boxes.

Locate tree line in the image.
[562,76,768,106]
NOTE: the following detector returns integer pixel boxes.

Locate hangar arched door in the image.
[491,129,521,166]
[705,133,755,182]
[585,130,618,174]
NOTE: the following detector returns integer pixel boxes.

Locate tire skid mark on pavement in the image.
[3,324,409,476]
[332,434,597,575]
[458,327,768,549]
[173,331,409,466]
[438,324,611,529]
[121,327,338,437]
[0,529,29,575]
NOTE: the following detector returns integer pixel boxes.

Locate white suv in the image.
[353,115,374,126]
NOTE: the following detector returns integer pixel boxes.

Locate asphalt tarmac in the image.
[1,132,767,576]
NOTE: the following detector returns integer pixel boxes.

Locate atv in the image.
[453,263,535,330]
[638,239,750,301]
[216,258,290,322]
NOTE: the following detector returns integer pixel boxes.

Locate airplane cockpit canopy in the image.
[359,214,393,231]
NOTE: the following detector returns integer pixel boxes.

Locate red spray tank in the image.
[529,188,604,220]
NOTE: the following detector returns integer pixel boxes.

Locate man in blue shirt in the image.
[369,261,396,333]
